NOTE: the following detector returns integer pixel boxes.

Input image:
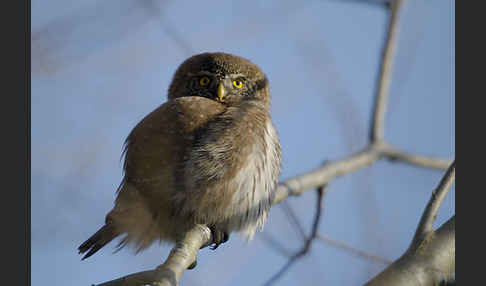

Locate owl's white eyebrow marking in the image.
[226,74,245,79]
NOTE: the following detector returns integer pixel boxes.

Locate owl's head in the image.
[168,53,270,107]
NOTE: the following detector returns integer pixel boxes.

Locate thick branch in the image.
[95,225,212,286]
[365,162,455,285]
[365,216,455,286]
[370,0,405,143]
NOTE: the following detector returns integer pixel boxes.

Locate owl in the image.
[78,52,282,260]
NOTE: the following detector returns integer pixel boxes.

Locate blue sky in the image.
[31,1,454,285]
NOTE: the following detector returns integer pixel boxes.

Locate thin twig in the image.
[262,186,326,286]
[308,186,326,248]
[370,0,405,143]
[140,0,195,56]
[412,160,455,247]
[32,0,156,75]
[324,0,391,7]
[380,144,452,170]
[260,253,302,286]
[314,233,392,265]
[280,201,307,241]
[258,231,293,258]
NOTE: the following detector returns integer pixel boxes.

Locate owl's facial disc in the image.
[189,71,246,103]
[215,75,246,103]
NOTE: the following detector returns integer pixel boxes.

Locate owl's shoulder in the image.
[121,97,225,183]
[127,97,225,139]
[171,96,226,118]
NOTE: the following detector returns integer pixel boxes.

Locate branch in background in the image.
[280,200,307,241]
[32,0,193,76]
[262,186,326,286]
[325,0,391,8]
[365,162,455,285]
[380,144,452,170]
[94,145,452,286]
[92,0,453,284]
[315,234,392,265]
[412,161,455,246]
[272,144,451,205]
[370,0,405,143]
[140,0,195,57]
[31,0,155,75]
[259,231,293,258]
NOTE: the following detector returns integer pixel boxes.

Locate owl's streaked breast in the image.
[226,119,281,238]
[177,102,282,238]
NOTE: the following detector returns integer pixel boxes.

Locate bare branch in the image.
[365,216,455,286]
[412,161,455,246]
[380,144,452,170]
[259,231,293,258]
[273,146,380,204]
[89,0,453,284]
[32,0,193,76]
[308,186,326,247]
[315,233,392,265]
[280,201,307,240]
[260,253,301,286]
[32,0,154,75]
[273,144,451,205]
[262,186,326,286]
[95,225,212,286]
[324,0,392,7]
[139,0,195,57]
[370,0,406,143]
[91,142,451,286]
[365,162,455,285]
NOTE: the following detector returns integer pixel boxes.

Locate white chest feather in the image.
[228,120,281,238]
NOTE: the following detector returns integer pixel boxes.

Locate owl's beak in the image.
[217,82,225,102]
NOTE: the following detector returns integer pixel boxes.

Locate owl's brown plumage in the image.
[78,52,281,260]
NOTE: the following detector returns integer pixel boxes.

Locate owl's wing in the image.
[120,96,226,199]
[104,97,225,248]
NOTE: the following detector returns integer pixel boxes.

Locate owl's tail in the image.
[78,224,117,260]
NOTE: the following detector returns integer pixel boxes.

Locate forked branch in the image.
[365,162,455,285]
[92,0,454,285]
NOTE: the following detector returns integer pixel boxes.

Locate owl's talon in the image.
[188,260,197,270]
[209,226,230,250]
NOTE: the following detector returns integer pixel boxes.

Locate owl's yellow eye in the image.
[232,80,243,89]
[199,77,210,86]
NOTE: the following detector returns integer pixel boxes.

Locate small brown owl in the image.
[78,52,282,260]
